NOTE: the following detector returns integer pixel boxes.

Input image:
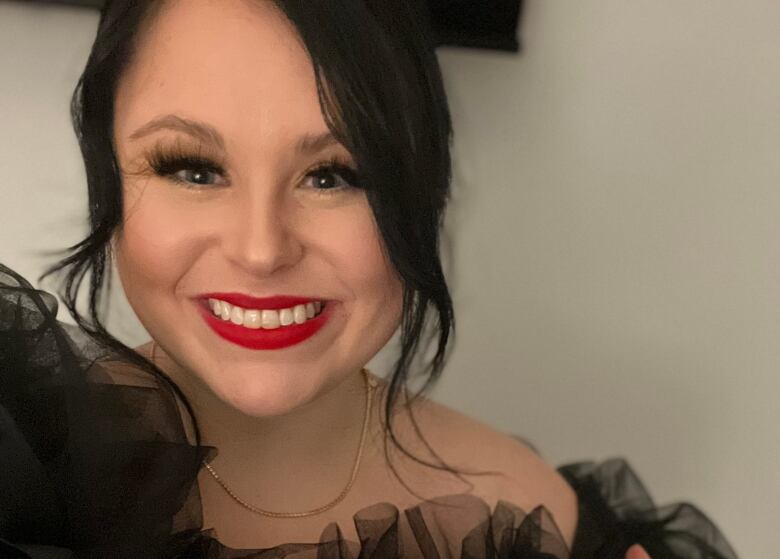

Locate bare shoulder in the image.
[392,393,579,548]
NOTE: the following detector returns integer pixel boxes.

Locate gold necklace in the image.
[149,340,376,518]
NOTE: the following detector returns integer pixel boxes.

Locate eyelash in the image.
[145,144,360,197]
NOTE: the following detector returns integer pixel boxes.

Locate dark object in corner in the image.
[426,0,524,52]
[14,0,525,53]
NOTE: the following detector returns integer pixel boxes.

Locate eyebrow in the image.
[128,114,341,155]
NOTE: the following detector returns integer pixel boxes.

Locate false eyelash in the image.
[145,140,227,185]
[144,141,361,195]
[305,155,361,192]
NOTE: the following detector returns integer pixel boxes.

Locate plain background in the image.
[1,1,778,556]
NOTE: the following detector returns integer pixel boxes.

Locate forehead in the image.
[114,0,326,149]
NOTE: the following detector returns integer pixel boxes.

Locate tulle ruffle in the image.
[0,263,737,558]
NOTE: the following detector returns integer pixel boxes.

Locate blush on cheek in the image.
[119,186,210,279]
[347,216,404,321]
[114,189,206,319]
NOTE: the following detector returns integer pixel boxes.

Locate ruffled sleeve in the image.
[560,459,737,559]
[0,262,738,559]
[0,262,214,559]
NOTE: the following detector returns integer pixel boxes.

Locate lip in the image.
[198,292,326,310]
[195,298,334,350]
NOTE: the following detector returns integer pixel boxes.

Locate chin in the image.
[210,370,320,418]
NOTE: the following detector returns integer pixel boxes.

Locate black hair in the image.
[39,0,496,498]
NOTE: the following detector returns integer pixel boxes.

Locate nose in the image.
[220,183,304,277]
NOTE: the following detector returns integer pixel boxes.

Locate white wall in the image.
[1,2,777,556]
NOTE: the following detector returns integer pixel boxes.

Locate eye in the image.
[145,142,360,195]
[173,166,223,187]
[148,152,227,188]
[303,158,360,197]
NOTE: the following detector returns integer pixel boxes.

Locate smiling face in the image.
[111,0,404,417]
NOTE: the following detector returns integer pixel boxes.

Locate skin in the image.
[109,2,647,557]
[112,0,402,537]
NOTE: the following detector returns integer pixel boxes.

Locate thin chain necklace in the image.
[150,340,377,518]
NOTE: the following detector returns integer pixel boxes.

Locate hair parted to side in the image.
[39,0,498,498]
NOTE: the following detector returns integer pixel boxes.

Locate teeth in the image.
[244,309,261,329]
[279,308,294,326]
[293,304,307,324]
[230,306,243,325]
[220,302,232,321]
[208,298,325,329]
[262,309,280,329]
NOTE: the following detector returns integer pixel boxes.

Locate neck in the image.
[140,341,386,511]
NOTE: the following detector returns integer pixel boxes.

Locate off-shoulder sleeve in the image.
[558,458,738,559]
[375,458,739,559]
[0,262,214,559]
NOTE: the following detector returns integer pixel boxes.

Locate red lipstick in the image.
[195,293,333,350]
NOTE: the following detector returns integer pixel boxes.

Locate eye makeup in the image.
[142,138,228,188]
[141,137,361,197]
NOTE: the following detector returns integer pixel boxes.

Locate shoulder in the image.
[387,392,578,548]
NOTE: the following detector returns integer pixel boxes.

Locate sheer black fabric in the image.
[0,262,738,559]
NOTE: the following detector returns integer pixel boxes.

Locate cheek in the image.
[114,186,203,304]
[331,208,404,319]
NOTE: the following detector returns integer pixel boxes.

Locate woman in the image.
[0,1,736,558]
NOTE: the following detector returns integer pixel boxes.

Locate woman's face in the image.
[112,0,403,417]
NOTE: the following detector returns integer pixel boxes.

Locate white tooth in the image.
[210,299,221,316]
[293,304,307,324]
[244,309,261,329]
[208,298,218,313]
[230,306,244,325]
[305,302,315,319]
[220,302,232,320]
[279,308,294,326]
[261,309,280,329]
